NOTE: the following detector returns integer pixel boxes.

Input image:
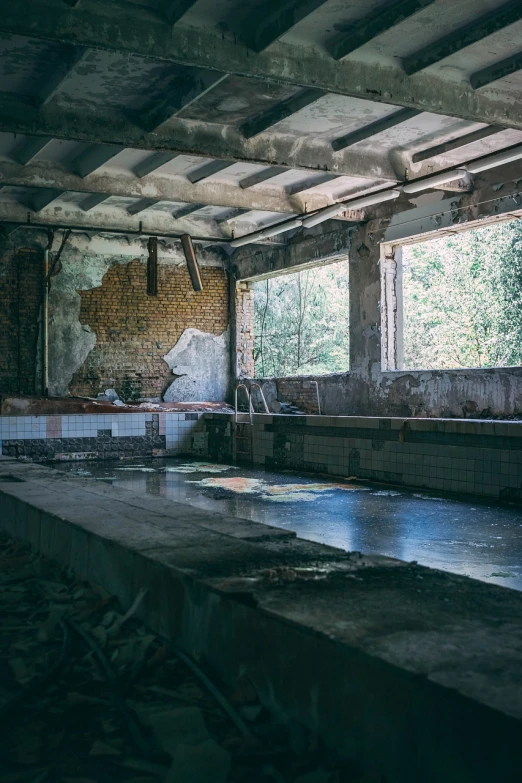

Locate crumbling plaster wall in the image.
[232,167,522,418]
[0,230,230,401]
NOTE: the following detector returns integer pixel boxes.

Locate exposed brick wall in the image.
[0,247,43,395]
[70,259,228,399]
[275,378,321,414]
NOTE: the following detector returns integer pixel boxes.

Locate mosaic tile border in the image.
[0,412,205,461]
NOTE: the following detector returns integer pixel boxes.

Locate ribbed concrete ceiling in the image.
[0,0,522,243]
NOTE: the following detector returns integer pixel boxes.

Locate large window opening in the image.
[253,260,350,377]
[400,219,522,370]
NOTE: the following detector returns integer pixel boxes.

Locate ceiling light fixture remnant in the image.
[257,218,303,239]
[402,168,468,194]
[229,218,303,247]
[465,145,522,174]
[302,189,402,228]
[301,203,345,228]
[147,236,158,296]
[228,144,522,249]
[181,233,203,291]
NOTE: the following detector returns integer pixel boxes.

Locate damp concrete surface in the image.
[54,458,522,591]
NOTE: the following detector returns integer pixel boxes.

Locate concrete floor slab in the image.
[1,460,522,781]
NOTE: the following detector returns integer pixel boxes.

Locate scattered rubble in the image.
[0,395,234,416]
[0,535,348,783]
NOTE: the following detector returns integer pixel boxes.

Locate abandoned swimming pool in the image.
[54,457,522,591]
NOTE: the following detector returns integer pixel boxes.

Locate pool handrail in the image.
[234,382,270,425]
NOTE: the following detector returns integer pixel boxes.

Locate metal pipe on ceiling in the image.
[229,144,522,246]
[4,144,522,251]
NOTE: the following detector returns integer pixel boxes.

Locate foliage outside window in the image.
[402,219,522,370]
[253,261,350,377]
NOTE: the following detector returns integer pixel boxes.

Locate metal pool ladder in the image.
[233,382,270,462]
[234,382,269,424]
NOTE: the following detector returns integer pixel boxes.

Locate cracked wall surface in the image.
[0,230,230,401]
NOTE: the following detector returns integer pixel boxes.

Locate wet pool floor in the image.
[54,457,522,591]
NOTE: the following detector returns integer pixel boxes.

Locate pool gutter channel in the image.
[1,458,522,782]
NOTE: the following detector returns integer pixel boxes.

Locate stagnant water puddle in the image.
[54,457,522,591]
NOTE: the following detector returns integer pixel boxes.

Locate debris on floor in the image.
[0,535,348,783]
[0,394,234,416]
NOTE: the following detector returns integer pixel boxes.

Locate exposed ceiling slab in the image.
[1,0,522,244]
[13,136,54,166]
[0,158,323,214]
[403,0,522,75]
[327,0,436,61]
[3,1,522,128]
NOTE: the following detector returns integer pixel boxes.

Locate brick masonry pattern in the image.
[71,260,229,399]
[0,248,43,395]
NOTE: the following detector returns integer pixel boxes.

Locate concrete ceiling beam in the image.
[471,52,522,90]
[140,71,228,131]
[285,174,339,195]
[13,136,54,165]
[332,108,421,152]
[0,93,394,180]
[126,198,160,215]
[71,144,124,177]
[239,167,287,189]
[403,0,522,76]
[160,0,199,25]
[80,193,110,211]
[411,126,506,163]
[172,203,206,218]
[231,224,355,281]
[187,160,236,183]
[229,0,332,53]
[240,88,325,139]
[214,208,252,224]
[37,45,89,105]
[0,159,319,214]
[2,2,522,129]
[133,152,181,178]
[327,0,435,61]
[0,200,225,240]
[29,188,65,212]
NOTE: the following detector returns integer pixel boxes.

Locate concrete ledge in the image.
[1,461,522,781]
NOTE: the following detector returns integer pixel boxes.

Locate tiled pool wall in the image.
[2,411,521,501]
[0,412,207,461]
[205,414,522,502]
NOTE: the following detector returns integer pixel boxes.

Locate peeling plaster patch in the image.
[163,328,229,402]
[48,250,113,396]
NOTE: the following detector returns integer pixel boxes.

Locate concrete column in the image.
[381,247,402,371]
[230,277,255,381]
